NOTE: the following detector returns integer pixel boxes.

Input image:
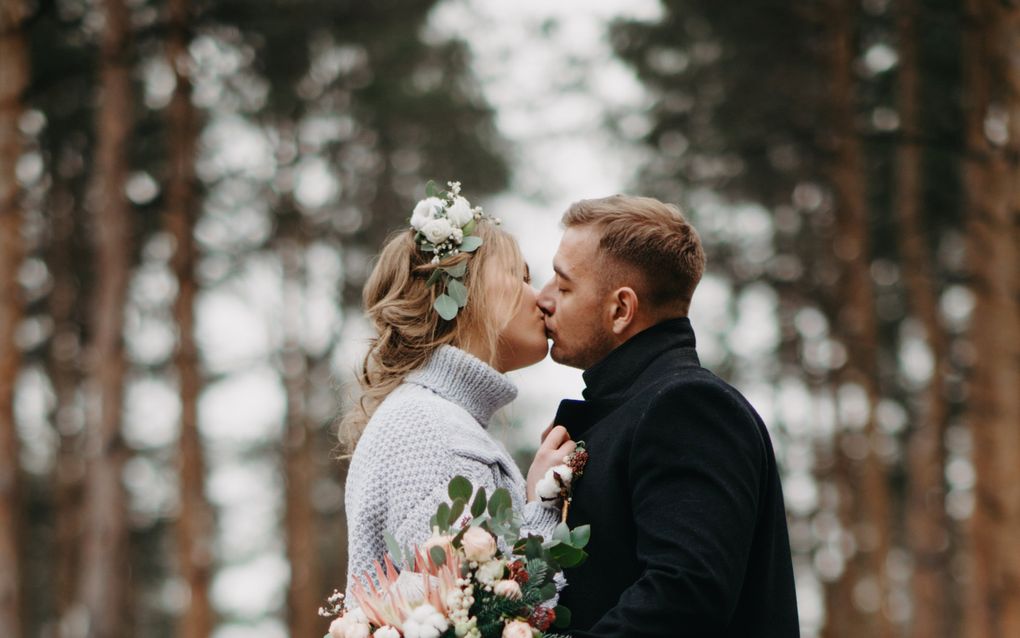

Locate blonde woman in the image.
[340,183,574,592]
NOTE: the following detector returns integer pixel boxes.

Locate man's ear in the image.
[608,287,639,335]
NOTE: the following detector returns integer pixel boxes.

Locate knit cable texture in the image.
[344,345,561,594]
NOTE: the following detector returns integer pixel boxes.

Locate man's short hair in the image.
[562,195,706,315]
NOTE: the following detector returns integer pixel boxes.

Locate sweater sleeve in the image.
[389,452,561,558]
[570,385,765,637]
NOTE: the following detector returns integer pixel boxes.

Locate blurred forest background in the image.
[0,0,1017,637]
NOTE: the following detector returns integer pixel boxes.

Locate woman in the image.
[340,182,574,592]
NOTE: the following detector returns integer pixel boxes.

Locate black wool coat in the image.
[556,318,799,637]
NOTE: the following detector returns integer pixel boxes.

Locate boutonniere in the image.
[536,442,589,522]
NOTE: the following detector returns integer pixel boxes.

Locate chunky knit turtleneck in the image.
[405,345,518,426]
[344,346,559,594]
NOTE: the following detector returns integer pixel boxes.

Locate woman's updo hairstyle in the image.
[338,221,526,452]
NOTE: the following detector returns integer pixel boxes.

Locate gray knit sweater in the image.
[344,345,560,592]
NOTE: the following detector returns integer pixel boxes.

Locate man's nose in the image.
[537,279,555,316]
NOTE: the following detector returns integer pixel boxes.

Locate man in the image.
[538,195,799,637]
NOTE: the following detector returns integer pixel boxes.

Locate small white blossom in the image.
[375,627,400,638]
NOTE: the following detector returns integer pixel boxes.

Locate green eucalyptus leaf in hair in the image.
[434,294,459,320]
[425,180,441,198]
[425,269,443,287]
[459,236,483,253]
[447,278,469,308]
[461,219,477,236]
[443,262,467,278]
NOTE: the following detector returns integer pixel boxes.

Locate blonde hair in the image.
[338,222,526,453]
[563,195,706,314]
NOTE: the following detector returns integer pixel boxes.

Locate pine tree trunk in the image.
[165,0,214,636]
[824,1,894,636]
[895,2,952,636]
[0,2,28,636]
[47,181,85,620]
[963,1,1020,636]
[280,223,322,638]
[77,0,134,635]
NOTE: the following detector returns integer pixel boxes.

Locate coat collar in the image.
[555,318,700,438]
[581,317,699,402]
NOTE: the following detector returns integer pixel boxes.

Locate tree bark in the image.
[279,219,322,638]
[962,1,1020,636]
[0,1,28,636]
[165,1,214,636]
[895,2,952,636]
[77,0,135,635]
[823,1,894,636]
[47,181,86,621]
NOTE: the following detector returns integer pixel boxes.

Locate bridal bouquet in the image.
[322,476,590,638]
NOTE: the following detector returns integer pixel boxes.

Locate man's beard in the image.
[549,322,616,371]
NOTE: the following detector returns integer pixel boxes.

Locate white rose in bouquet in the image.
[445,196,474,227]
[421,217,454,245]
[476,558,506,586]
[411,197,443,230]
[461,526,497,562]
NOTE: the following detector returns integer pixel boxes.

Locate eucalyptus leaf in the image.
[448,476,472,501]
[436,503,451,533]
[425,269,443,287]
[459,236,483,252]
[553,523,571,544]
[425,180,441,197]
[434,294,459,320]
[384,531,405,568]
[447,278,468,307]
[448,498,466,527]
[461,220,476,236]
[488,488,511,517]
[571,525,591,549]
[550,544,586,568]
[429,545,446,567]
[471,488,487,517]
[443,262,467,278]
[553,606,572,628]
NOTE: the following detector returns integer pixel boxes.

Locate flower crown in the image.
[410,180,500,320]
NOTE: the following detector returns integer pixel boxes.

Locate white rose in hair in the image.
[374,627,400,638]
[445,196,474,227]
[411,197,443,230]
[421,217,454,244]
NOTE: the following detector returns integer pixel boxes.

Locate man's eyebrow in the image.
[553,264,572,282]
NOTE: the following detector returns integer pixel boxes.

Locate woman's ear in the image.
[608,287,639,335]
